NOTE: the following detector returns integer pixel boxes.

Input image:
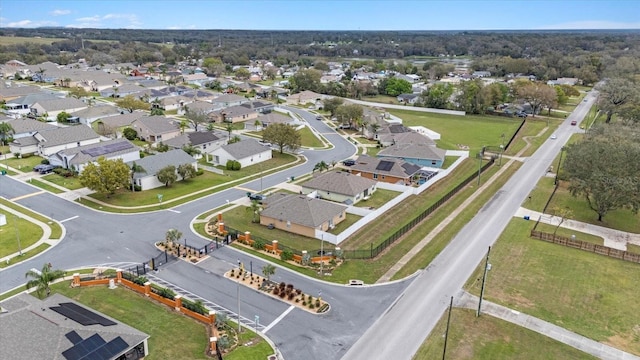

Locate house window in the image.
[373,173,378,179]
[432,160,437,165]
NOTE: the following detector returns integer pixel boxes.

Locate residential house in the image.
[5,92,60,117]
[30,98,88,121]
[301,171,378,205]
[472,71,492,78]
[377,132,446,168]
[163,131,226,157]
[96,111,147,137]
[209,138,271,168]
[259,193,348,236]
[99,84,148,98]
[181,89,220,103]
[1,117,56,141]
[181,100,218,116]
[286,90,324,105]
[0,82,42,102]
[210,105,258,123]
[348,155,422,185]
[49,138,140,172]
[210,94,248,108]
[240,100,275,114]
[246,112,295,130]
[183,73,211,86]
[0,293,149,360]
[127,149,198,190]
[375,124,411,146]
[69,105,121,125]
[547,77,579,86]
[131,116,181,144]
[397,93,420,105]
[10,125,100,156]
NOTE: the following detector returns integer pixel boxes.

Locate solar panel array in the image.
[62,333,129,360]
[82,141,134,157]
[50,302,117,326]
[376,160,395,171]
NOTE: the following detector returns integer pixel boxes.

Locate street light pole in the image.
[442,296,453,360]
[320,234,324,277]
[237,259,241,333]
[477,246,491,317]
[13,215,22,256]
[476,151,483,186]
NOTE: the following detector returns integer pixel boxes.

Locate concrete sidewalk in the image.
[455,291,640,360]
[514,207,640,250]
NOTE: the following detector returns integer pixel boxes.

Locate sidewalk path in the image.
[455,291,640,360]
[514,207,640,251]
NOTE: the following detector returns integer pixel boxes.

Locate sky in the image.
[0,0,639,31]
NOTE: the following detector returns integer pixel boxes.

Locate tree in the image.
[314,61,329,71]
[382,77,412,97]
[262,123,301,154]
[0,122,15,146]
[25,263,66,298]
[79,157,131,196]
[516,82,557,117]
[234,67,250,80]
[165,228,182,245]
[551,206,573,237]
[313,161,329,173]
[202,57,225,76]
[597,78,637,123]
[157,165,177,187]
[563,125,640,221]
[480,83,509,108]
[181,144,201,156]
[130,161,145,192]
[183,106,207,132]
[56,111,71,123]
[322,97,344,117]
[335,103,363,128]
[262,264,276,281]
[68,87,89,99]
[122,127,138,140]
[116,95,150,113]
[423,83,454,109]
[177,163,196,180]
[247,199,262,223]
[456,79,486,114]
[150,107,164,116]
[290,69,322,93]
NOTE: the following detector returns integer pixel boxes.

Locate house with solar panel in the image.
[0,293,149,360]
[48,138,140,173]
[9,125,101,157]
[347,155,423,185]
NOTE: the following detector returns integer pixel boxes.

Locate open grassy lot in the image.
[51,282,210,360]
[465,218,640,356]
[415,308,597,360]
[534,222,605,245]
[0,211,44,258]
[88,152,297,207]
[42,173,84,190]
[298,125,325,148]
[3,155,45,172]
[0,198,62,239]
[328,213,362,235]
[353,188,401,209]
[0,35,68,45]
[388,110,523,154]
[362,95,400,104]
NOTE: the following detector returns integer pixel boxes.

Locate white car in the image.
[550,134,557,140]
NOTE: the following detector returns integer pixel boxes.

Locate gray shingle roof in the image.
[301,171,377,196]
[350,155,421,179]
[261,193,347,228]
[127,149,195,179]
[0,293,149,360]
[56,138,137,166]
[37,125,100,148]
[378,133,444,161]
[69,105,121,119]
[214,105,256,118]
[132,116,179,134]
[99,111,146,128]
[258,112,292,125]
[4,118,57,134]
[220,138,270,159]
[33,97,87,112]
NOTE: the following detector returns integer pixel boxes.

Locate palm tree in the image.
[225,123,234,143]
[254,119,262,131]
[130,162,145,192]
[314,161,329,173]
[165,228,183,246]
[247,200,262,223]
[25,263,65,298]
[262,264,276,282]
[0,122,15,146]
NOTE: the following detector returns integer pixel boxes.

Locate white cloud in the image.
[538,20,640,30]
[50,9,71,16]
[2,19,57,28]
[67,13,141,29]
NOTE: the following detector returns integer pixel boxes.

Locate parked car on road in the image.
[342,159,356,166]
[571,120,577,125]
[248,193,266,203]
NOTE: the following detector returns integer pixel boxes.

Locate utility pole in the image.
[442,296,453,360]
[13,215,22,256]
[320,234,324,277]
[477,246,491,317]
[476,149,483,186]
[237,259,241,333]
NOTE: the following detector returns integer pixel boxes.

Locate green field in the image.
[42,173,84,190]
[388,110,523,154]
[298,125,325,148]
[0,198,61,239]
[0,211,44,258]
[465,218,640,356]
[353,188,401,209]
[3,155,45,172]
[415,308,597,359]
[28,178,64,194]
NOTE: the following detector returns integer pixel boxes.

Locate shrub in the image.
[133,276,148,286]
[182,298,207,315]
[252,240,265,251]
[195,169,204,176]
[309,302,315,309]
[41,159,50,165]
[123,127,138,140]
[288,292,295,300]
[280,250,294,261]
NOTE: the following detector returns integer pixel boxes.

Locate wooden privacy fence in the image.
[530,230,640,264]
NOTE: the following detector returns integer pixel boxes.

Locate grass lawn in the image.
[353,136,378,145]
[0,211,44,258]
[87,152,297,207]
[353,188,401,209]
[364,146,382,156]
[628,243,640,254]
[362,95,400,104]
[298,126,324,148]
[415,308,597,360]
[465,218,640,356]
[0,244,50,269]
[3,155,45,172]
[28,178,64,194]
[0,35,68,45]
[534,222,604,245]
[388,110,523,154]
[328,213,362,235]
[441,156,459,169]
[42,173,84,190]
[51,282,210,360]
[0,198,62,239]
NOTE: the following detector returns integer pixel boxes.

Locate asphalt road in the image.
[342,92,598,359]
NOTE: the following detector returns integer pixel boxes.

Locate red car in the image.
[570,120,577,126]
